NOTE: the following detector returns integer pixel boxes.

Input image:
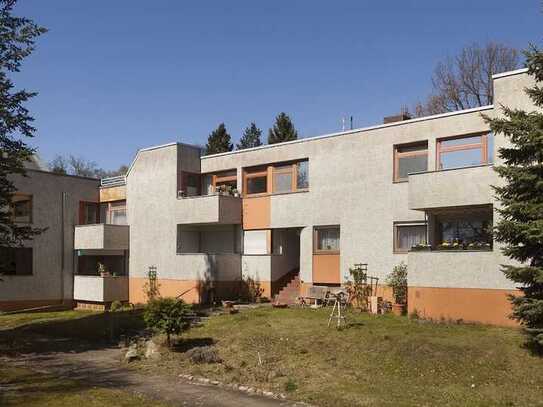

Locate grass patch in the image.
[0,310,97,330]
[136,307,543,406]
[0,365,169,407]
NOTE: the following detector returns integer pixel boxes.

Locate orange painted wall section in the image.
[100,185,126,202]
[312,254,340,284]
[129,278,201,304]
[408,286,520,327]
[242,196,270,229]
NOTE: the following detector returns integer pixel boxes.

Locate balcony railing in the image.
[74,224,129,250]
[175,194,242,224]
[101,175,126,188]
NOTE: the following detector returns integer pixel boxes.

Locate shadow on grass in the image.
[0,310,145,357]
[172,337,215,353]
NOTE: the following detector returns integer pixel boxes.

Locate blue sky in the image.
[14,1,541,171]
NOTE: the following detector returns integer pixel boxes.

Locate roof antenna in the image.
[350,116,353,130]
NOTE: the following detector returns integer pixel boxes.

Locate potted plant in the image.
[98,262,110,277]
[410,243,431,252]
[386,262,407,316]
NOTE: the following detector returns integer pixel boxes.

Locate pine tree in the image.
[268,112,298,144]
[204,123,233,155]
[237,122,262,150]
[0,0,46,247]
[485,45,543,350]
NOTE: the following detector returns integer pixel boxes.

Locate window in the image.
[437,133,493,170]
[394,142,428,182]
[243,230,269,255]
[296,160,309,189]
[272,229,284,255]
[435,206,493,249]
[109,201,127,225]
[394,223,427,253]
[244,167,268,195]
[214,170,237,192]
[314,226,340,253]
[273,165,293,193]
[11,194,32,223]
[0,247,32,275]
[80,202,99,225]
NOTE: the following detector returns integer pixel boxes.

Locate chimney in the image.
[383,112,412,124]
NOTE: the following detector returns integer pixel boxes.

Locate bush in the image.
[386,262,408,305]
[110,300,123,312]
[143,297,192,347]
[185,346,222,364]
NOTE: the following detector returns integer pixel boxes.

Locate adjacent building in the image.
[1,68,538,326]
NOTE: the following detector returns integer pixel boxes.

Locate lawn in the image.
[0,310,97,330]
[0,365,169,407]
[135,307,543,407]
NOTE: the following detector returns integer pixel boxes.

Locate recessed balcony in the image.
[74,224,129,250]
[408,165,497,210]
[175,194,241,225]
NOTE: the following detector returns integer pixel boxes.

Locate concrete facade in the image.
[0,170,99,310]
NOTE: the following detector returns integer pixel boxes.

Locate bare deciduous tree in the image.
[415,42,520,116]
[49,154,127,178]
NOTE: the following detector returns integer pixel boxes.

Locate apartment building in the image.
[2,68,537,326]
[0,165,100,311]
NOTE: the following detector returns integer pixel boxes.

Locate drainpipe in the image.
[60,192,67,306]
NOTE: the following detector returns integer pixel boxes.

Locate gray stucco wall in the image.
[1,170,99,303]
[74,224,129,250]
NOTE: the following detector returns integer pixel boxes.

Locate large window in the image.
[244,167,268,195]
[314,226,340,253]
[393,222,427,253]
[100,201,127,225]
[244,160,309,196]
[11,194,32,223]
[435,206,493,249]
[0,247,32,275]
[437,133,493,170]
[394,142,428,182]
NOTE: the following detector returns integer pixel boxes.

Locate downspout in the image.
[60,191,67,306]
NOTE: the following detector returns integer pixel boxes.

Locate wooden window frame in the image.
[313,225,340,255]
[79,201,100,225]
[393,222,427,254]
[11,193,33,224]
[243,167,269,197]
[243,159,309,197]
[103,200,127,225]
[436,133,489,170]
[393,142,428,183]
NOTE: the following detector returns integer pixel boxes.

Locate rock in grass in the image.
[125,344,139,362]
[186,346,222,364]
[144,340,161,360]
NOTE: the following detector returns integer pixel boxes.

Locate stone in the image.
[144,340,161,360]
[124,344,139,362]
[185,346,222,364]
[263,391,274,397]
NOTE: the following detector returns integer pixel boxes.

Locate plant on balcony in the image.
[386,262,408,316]
[97,262,110,277]
[410,243,432,252]
[144,297,192,347]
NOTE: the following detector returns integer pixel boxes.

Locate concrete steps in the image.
[274,273,300,305]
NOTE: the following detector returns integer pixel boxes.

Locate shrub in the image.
[344,264,372,311]
[386,262,408,305]
[110,300,123,312]
[185,346,222,364]
[143,297,192,347]
[285,378,298,392]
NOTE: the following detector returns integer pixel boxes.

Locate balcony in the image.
[74,224,129,250]
[408,165,497,210]
[176,194,242,225]
[73,275,128,303]
[407,249,514,290]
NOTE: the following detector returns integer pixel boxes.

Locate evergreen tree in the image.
[485,46,543,350]
[204,123,233,155]
[0,0,46,247]
[268,112,298,144]
[237,122,262,150]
